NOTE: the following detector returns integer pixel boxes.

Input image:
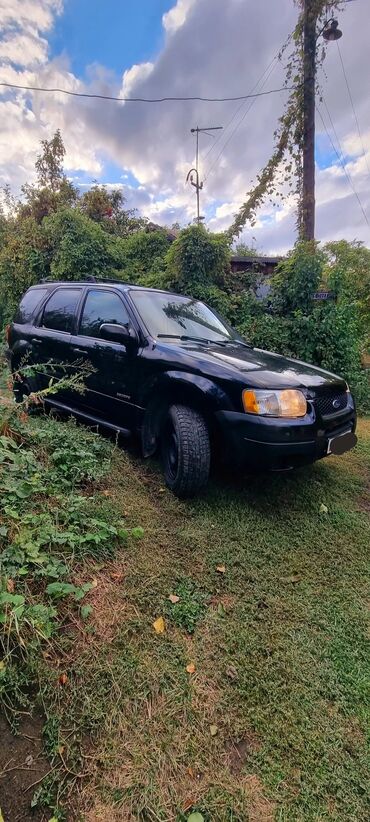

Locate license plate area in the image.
[327,430,357,455]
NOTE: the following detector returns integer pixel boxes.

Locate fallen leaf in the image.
[6,578,15,593]
[169,594,180,604]
[226,665,238,680]
[25,755,34,767]
[58,745,65,756]
[186,662,196,674]
[319,503,328,514]
[58,673,68,686]
[91,578,98,588]
[210,724,218,736]
[187,814,204,822]
[187,766,195,778]
[216,565,226,574]
[102,490,111,496]
[110,571,124,582]
[0,810,5,822]
[0,661,5,672]
[48,817,59,822]
[153,616,165,634]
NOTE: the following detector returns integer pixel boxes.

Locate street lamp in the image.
[323,19,342,41]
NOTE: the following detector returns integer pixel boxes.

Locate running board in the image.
[45,399,131,437]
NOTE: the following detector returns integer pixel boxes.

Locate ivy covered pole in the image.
[302,0,318,241]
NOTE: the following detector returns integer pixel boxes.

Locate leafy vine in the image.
[227,0,345,240]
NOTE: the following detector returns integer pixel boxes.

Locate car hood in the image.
[159,340,346,391]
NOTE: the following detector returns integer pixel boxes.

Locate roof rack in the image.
[92,277,128,284]
[38,276,128,285]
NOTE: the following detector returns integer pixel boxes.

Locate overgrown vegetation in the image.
[160,228,370,412]
[0,358,144,818]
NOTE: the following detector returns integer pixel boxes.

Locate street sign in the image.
[312,291,336,301]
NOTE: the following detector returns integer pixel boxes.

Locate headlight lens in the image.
[242,388,307,417]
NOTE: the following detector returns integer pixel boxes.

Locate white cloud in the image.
[121,62,154,99]
[162,0,196,34]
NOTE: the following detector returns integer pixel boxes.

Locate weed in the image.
[165,577,208,633]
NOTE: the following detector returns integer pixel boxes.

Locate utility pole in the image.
[302,0,317,241]
[186,125,222,224]
[301,3,342,241]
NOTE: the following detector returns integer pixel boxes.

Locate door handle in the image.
[31,338,42,345]
[72,347,87,355]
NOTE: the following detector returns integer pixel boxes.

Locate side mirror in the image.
[99,322,137,347]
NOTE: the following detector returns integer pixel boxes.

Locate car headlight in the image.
[242,388,307,417]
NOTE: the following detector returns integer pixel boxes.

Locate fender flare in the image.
[140,371,232,457]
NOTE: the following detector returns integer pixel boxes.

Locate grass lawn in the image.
[1,409,369,821]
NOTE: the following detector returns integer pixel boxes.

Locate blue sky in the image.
[49,0,174,80]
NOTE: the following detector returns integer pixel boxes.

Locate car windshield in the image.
[130,291,237,343]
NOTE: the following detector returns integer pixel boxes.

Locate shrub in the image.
[165,224,231,296]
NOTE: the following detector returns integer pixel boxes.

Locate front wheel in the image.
[161,404,211,498]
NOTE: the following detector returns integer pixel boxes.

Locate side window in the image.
[14,288,49,324]
[42,288,81,333]
[79,290,130,338]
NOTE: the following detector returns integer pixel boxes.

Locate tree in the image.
[166,225,231,295]
[20,131,77,223]
[0,218,49,322]
[79,184,144,236]
[35,129,66,191]
[323,240,370,346]
[44,208,126,281]
[120,230,172,282]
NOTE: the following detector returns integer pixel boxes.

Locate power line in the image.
[0,79,301,104]
[201,51,279,169]
[204,59,279,182]
[336,40,370,178]
[316,103,370,230]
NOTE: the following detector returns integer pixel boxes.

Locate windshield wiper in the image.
[157,333,252,347]
[157,334,214,344]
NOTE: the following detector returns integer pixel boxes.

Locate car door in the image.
[69,288,138,429]
[31,286,84,402]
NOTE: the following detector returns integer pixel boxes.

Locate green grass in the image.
[1,403,369,821]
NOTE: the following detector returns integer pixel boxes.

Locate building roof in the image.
[231,255,282,265]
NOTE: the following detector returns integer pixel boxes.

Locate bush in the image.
[234,242,370,413]
[165,224,231,296]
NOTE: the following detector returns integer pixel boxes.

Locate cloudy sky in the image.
[0,0,369,253]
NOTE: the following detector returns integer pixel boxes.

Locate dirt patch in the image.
[0,712,50,822]
[226,732,262,775]
[243,774,275,821]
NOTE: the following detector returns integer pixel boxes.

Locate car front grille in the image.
[315,391,348,417]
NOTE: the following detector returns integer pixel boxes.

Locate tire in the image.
[12,374,31,404]
[161,404,211,498]
[12,371,42,415]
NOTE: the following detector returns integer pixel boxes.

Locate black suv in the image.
[6,280,357,497]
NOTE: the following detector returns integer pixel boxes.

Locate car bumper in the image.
[215,405,357,469]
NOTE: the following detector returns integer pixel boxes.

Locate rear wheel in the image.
[12,369,41,414]
[161,404,211,498]
[12,373,31,404]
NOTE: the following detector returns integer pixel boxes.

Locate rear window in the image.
[41,288,82,334]
[14,288,48,324]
